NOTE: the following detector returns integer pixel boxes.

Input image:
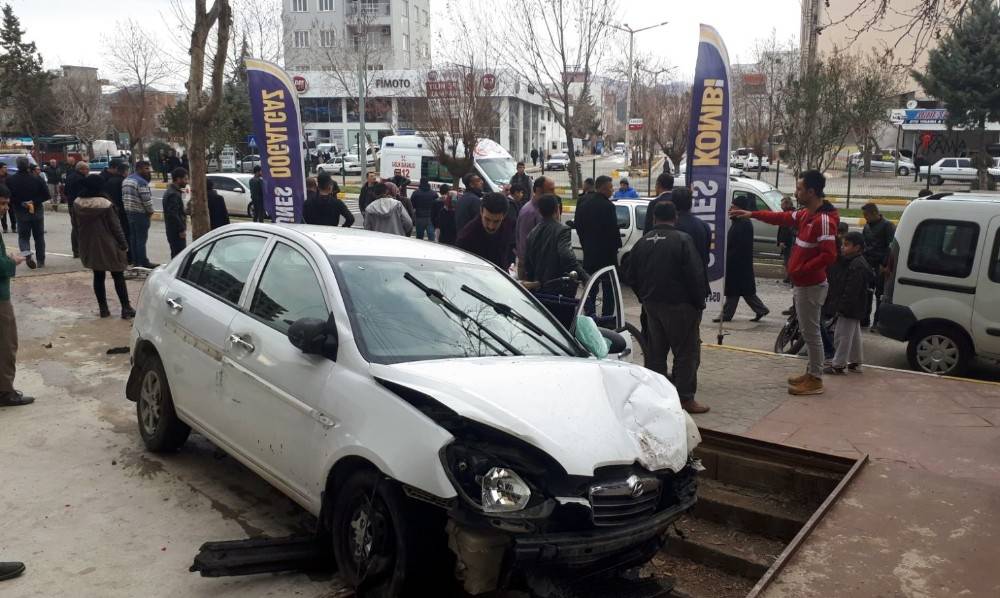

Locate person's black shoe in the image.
[24,255,36,269]
[751,310,770,322]
[121,306,136,320]
[0,391,34,407]
[781,308,792,316]
[0,561,26,581]
[36,260,44,268]
[711,317,732,323]
[99,303,111,318]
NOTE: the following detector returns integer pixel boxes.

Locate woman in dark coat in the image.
[75,174,134,319]
[434,183,458,245]
[715,195,769,323]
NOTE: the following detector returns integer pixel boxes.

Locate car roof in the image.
[209,172,252,179]
[920,193,1000,204]
[256,224,491,264]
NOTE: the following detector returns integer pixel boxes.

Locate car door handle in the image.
[311,410,336,429]
[166,297,183,312]
[229,334,255,353]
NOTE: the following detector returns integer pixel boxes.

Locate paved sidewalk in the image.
[692,345,1000,598]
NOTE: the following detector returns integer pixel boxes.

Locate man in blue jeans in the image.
[122,161,157,269]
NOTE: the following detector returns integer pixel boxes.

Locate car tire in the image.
[906,325,972,377]
[135,354,191,452]
[622,321,647,359]
[897,166,910,176]
[929,175,943,186]
[246,202,255,219]
[331,469,446,597]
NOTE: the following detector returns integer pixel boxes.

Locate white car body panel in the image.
[375,357,690,476]
[206,173,253,216]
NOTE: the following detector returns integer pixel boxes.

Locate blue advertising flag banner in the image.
[245,58,306,223]
[686,24,732,308]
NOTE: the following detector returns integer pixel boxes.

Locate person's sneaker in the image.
[847,363,863,373]
[787,372,810,385]
[0,390,34,407]
[788,375,824,396]
[682,400,711,414]
[24,255,36,269]
[823,365,846,375]
[0,561,26,581]
[121,306,136,320]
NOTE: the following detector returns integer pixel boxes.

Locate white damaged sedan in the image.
[126,223,701,595]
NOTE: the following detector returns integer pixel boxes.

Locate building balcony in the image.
[347,1,391,18]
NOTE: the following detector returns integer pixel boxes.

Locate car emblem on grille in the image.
[627,474,644,498]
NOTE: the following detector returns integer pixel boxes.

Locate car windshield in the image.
[476,157,517,187]
[552,154,569,160]
[762,189,784,210]
[331,257,580,364]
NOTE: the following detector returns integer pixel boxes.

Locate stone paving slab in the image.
[691,344,1000,598]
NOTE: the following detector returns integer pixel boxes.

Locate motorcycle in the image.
[774,304,836,356]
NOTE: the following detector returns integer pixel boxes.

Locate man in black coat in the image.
[102,161,130,264]
[861,202,895,329]
[162,168,188,258]
[644,173,674,234]
[622,201,709,414]
[206,180,231,230]
[358,171,379,222]
[574,175,620,318]
[523,194,586,296]
[8,157,50,268]
[303,173,355,227]
[454,172,484,232]
[456,192,514,269]
[509,162,532,198]
[715,195,769,322]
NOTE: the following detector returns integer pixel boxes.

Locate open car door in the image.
[574,266,643,362]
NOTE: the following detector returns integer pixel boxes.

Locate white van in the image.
[380,135,518,192]
[878,193,1000,376]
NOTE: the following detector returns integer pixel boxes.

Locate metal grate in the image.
[588,475,661,527]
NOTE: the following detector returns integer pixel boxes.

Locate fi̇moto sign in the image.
[246,59,307,223]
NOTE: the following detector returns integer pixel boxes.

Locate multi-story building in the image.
[283,0,432,72]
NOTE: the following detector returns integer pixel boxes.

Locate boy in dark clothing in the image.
[824,231,872,374]
[820,222,850,361]
[162,168,188,258]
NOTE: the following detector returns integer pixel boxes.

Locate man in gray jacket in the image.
[363,182,413,236]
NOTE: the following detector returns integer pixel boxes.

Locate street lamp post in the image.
[610,21,669,170]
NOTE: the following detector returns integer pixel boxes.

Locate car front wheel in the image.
[907,325,972,377]
[897,166,910,176]
[135,354,191,452]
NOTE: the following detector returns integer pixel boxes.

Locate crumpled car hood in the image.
[371,356,693,476]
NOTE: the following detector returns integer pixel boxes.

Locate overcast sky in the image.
[10,0,801,87]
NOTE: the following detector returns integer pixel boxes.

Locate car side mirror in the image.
[600,328,627,354]
[566,219,575,229]
[288,314,339,361]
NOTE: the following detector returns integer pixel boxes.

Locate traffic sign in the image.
[628,118,644,131]
[246,135,257,147]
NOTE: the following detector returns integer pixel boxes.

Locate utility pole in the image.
[799,0,820,75]
[358,56,368,174]
[610,21,668,170]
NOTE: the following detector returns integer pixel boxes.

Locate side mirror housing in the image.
[288,314,339,361]
[566,219,575,229]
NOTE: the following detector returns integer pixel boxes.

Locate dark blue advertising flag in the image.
[686,25,732,308]
[246,59,306,223]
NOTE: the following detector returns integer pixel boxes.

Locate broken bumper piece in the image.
[512,495,695,569]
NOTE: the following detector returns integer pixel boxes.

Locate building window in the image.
[907,220,980,279]
[301,98,343,123]
[293,30,310,48]
[402,34,409,52]
[320,30,335,47]
[318,0,334,10]
[294,65,310,71]
[292,0,308,11]
[401,0,409,17]
[424,4,429,25]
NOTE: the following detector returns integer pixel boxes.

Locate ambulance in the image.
[379,135,518,191]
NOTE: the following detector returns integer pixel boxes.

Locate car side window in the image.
[188,235,267,303]
[940,159,956,168]
[250,243,329,334]
[211,177,240,193]
[958,159,972,168]
[635,206,647,229]
[181,241,214,285]
[990,229,1000,284]
[907,220,980,279]
[616,205,630,229]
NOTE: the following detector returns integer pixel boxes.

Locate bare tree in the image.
[232,0,282,65]
[505,0,619,199]
[781,52,855,173]
[731,32,798,160]
[291,0,395,162]
[849,52,903,173]
[815,0,969,69]
[105,20,172,160]
[185,0,233,239]
[53,70,110,159]
[639,87,690,173]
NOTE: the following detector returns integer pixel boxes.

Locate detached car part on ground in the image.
[125,224,701,596]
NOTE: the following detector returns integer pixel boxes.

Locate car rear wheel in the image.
[897,166,910,176]
[136,354,191,452]
[929,175,943,185]
[907,325,972,377]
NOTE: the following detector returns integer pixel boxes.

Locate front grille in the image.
[588,475,661,527]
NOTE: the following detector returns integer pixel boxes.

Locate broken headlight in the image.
[445,444,532,512]
[481,467,531,513]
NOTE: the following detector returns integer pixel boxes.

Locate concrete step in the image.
[663,515,785,580]
[692,478,811,542]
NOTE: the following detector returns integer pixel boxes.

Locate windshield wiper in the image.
[460,285,579,357]
[404,273,523,357]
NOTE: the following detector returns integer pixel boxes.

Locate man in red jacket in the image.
[730,170,839,395]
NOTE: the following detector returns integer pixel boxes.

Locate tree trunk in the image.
[977,120,991,191]
[564,120,578,199]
